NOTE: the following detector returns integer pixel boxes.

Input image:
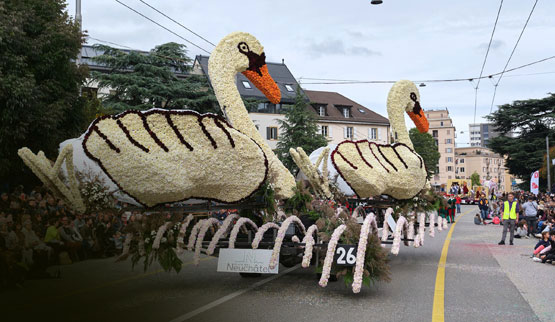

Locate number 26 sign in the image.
[334,245,357,266]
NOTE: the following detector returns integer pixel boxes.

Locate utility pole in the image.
[547,135,552,193]
[76,0,82,65]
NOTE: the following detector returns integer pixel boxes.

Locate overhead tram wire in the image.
[114,0,211,54]
[297,54,555,85]
[489,0,539,114]
[138,0,216,47]
[473,0,504,125]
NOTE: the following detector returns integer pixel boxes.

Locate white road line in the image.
[168,265,300,322]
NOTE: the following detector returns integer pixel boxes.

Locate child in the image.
[515,220,528,239]
[474,214,482,225]
[538,230,555,264]
[533,231,550,260]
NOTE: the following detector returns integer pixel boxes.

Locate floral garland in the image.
[228,217,258,249]
[176,214,194,254]
[194,218,220,265]
[407,214,416,247]
[352,213,379,293]
[82,109,269,207]
[301,225,319,268]
[391,216,409,255]
[318,224,346,288]
[153,222,172,250]
[252,222,280,249]
[429,212,436,237]
[269,216,306,269]
[381,208,395,244]
[207,214,240,255]
[187,219,205,251]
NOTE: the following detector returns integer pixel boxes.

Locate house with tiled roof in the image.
[304,90,390,145]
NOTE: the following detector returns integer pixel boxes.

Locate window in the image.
[343,107,350,118]
[267,127,278,140]
[242,81,252,89]
[284,84,294,92]
[459,167,465,172]
[447,166,453,172]
[321,125,328,137]
[432,130,438,138]
[440,121,444,127]
[446,139,452,144]
[370,128,377,140]
[483,167,486,172]
[358,108,366,114]
[345,127,353,139]
[460,159,464,164]
[434,139,438,146]
[446,148,452,153]
[446,157,453,163]
[319,106,326,116]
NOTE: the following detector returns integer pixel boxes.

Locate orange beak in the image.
[242,65,281,104]
[407,110,429,133]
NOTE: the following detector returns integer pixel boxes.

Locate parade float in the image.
[18,32,448,293]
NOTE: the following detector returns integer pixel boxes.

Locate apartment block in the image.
[424,109,456,189]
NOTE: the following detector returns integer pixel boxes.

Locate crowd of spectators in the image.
[469,190,555,265]
[0,186,143,288]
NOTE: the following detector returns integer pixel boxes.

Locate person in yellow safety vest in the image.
[498,192,520,245]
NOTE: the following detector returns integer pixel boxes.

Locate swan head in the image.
[388,80,429,133]
[209,32,281,104]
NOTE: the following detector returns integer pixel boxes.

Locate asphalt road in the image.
[2,205,553,322]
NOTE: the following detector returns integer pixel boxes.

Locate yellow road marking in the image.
[432,208,472,322]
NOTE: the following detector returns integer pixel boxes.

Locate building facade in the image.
[455,146,512,193]
[304,90,390,145]
[424,109,456,188]
[468,123,503,147]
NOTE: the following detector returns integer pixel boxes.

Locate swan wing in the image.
[83,109,268,207]
[331,140,426,199]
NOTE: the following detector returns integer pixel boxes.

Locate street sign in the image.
[217,249,278,274]
[334,244,357,266]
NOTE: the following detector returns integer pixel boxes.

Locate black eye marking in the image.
[238,42,250,54]
[410,92,422,116]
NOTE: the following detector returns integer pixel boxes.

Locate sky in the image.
[65,0,555,146]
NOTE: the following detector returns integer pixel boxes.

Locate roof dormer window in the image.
[242,81,252,89]
[343,107,350,118]
[319,105,326,116]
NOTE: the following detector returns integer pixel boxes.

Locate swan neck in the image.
[387,98,413,149]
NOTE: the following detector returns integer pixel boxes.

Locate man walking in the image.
[521,196,538,237]
[499,192,519,245]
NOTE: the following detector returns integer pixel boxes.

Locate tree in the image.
[275,88,328,173]
[471,172,481,187]
[0,0,88,186]
[409,128,440,178]
[91,43,218,113]
[486,94,555,188]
